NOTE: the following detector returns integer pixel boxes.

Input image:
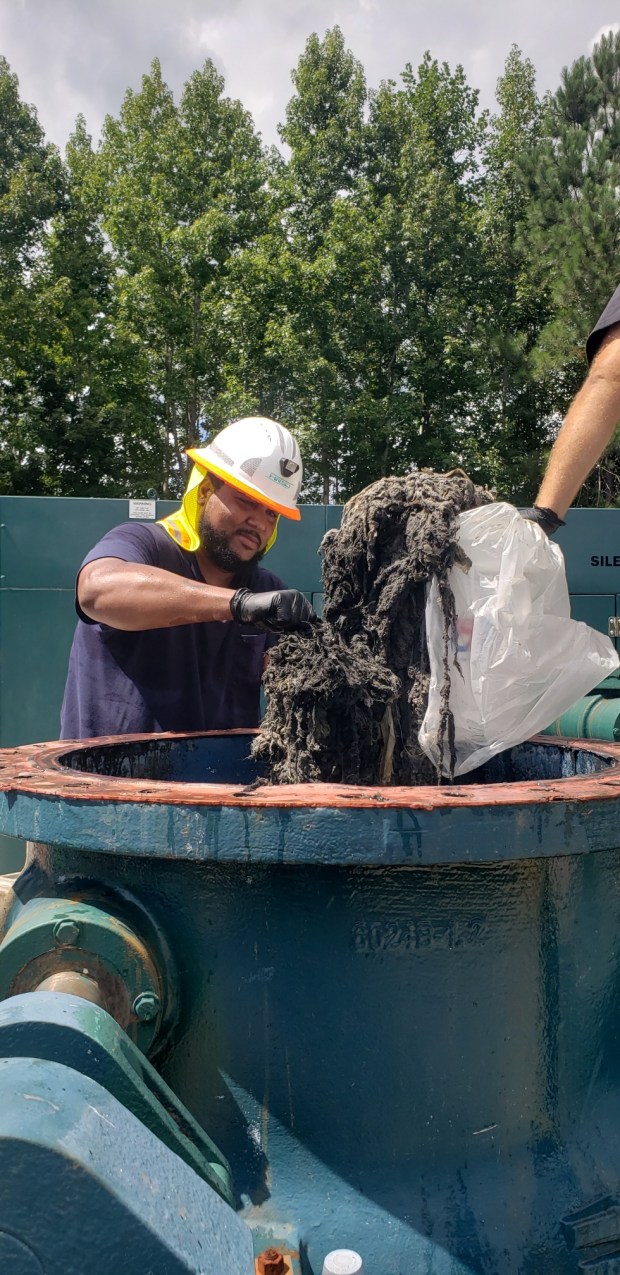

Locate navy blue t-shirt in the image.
[586,284,620,364]
[60,522,286,739]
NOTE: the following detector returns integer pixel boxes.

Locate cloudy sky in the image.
[0,0,618,152]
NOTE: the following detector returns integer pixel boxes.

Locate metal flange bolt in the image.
[256,1249,287,1275]
[132,992,161,1023]
[53,919,80,947]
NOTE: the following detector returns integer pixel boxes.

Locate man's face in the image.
[198,478,278,573]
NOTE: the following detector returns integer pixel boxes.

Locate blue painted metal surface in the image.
[1,734,620,1270]
[0,991,234,1202]
[0,1050,254,1273]
[0,735,618,865]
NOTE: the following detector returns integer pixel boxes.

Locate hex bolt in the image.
[52,919,80,946]
[132,991,161,1023]
[257,1248,287,1275]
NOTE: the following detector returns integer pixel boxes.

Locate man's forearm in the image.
[536,330,620,517]
[78,560,234,630]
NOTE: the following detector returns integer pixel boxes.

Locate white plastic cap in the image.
[322,1252,364,1275]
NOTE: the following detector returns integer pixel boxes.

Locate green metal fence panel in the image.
[0,591,77,747]
[554,509,620,594]
[569,594,616,641]
[268,504,328,596]
[0,496,138,590]
[325,503,343,532]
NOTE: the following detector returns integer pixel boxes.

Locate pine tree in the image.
[331,53,489,495]
[98,58,269,492]
[521,29,620,503]
[272,27,368,500]
[475,46,550,500]
[0,56,64,492]
[28,118,160,495]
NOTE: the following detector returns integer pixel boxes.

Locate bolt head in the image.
[257,1249,286,1275]
[132,991,161,1023]
[53,919,80,946]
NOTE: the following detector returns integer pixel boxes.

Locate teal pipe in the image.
[542,693,620,741]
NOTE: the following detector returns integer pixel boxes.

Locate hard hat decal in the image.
[211,442,235,466]
[280,458,300,477]
[240,457,262,477]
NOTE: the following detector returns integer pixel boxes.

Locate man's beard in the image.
[199,516,265,579]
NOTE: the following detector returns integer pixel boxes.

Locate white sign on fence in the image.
[128,499,157,521]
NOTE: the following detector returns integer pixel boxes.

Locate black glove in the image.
[521,505,566,536]
[230,587,317,633]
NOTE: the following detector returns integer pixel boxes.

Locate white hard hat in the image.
[187,417,302,520]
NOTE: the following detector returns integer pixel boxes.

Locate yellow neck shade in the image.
[158,466,278,553]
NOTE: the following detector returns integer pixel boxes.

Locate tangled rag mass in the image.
[252,470,491,786]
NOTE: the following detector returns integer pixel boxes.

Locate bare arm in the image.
[536,325,620,517]
[78,558,234,631]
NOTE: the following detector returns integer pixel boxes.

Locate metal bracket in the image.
[0,896,167,1053]
[562,1196,620,1270]
[0,1051,253,1274]
[0,990,234,1205]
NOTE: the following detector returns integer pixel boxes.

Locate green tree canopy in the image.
[97,57,271,492]
[0,31,619,504]
[519,29,620,502]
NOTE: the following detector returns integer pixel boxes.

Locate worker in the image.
[60,417,316,739]
[523,286,620,534]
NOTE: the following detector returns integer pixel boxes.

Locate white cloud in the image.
[188,18,229,52]
[1,0,619,153]
[589,21,620,51]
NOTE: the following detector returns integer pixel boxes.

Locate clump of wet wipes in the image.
[253,470,491,785]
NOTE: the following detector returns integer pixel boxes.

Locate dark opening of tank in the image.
[57,734,617,787]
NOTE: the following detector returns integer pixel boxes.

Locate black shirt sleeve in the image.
[586,284,620,364]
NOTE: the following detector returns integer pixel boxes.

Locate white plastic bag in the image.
[418,502,620,777]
